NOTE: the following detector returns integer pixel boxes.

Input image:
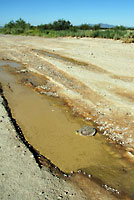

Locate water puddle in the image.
[0,60,134,198]
[0,60,22,68]
[34,49,88,66]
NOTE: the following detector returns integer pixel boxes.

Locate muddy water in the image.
[34,49,88,66]
[1,61,134,198]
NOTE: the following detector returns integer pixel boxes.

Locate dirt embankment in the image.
[0,34,134,149]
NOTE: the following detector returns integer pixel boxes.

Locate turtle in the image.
[76,126,97,136]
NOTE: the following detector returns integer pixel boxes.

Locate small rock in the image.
[64,191,68,195]
[17,69,28,73]
[57,195,63,199]
[88,174,91,178]
[76,126,97,136]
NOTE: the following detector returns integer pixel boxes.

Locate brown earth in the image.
[0,34,134,151]
[1,34,134,199]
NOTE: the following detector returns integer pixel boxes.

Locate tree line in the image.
[0,18,134,43]
[1,18,131,34]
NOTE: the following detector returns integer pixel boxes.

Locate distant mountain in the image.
[99,23,116,28]
[88,23,134,29]
[89,23,116,28]
[0,26,3,28]
[99,23,134,29]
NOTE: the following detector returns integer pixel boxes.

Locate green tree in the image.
[37,23,53,30]
[4,20,15,33]
[93,24,101,30]
[4,18,30,34]
[79,24,91,30]
[52,19,72,30]
[114,25,126,30]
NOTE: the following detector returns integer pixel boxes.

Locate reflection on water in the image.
[35,50,79,64]
[0,60,134,198]
[0,60,21,68]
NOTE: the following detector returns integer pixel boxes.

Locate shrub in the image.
[92,24,101,30]
[4,18,30,34]
[79,24,92,30]
[122,31,134,43]
[52,19,72,30]
[90,30,100,38]
[2,18,134,43]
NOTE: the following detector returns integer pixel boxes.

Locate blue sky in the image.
[0,0,134,27]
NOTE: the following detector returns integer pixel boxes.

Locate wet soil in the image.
[1,35,134,148]
[0,96,87,200]
[0,61,134,199]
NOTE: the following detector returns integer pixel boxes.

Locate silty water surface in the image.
[0,60,134,198]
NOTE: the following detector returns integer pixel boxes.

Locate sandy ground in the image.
[0,34,134,199]
[0,35,134,149]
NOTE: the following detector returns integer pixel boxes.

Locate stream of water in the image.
[0,61,134,198]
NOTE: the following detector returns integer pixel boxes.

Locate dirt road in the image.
[1,34,134,199]
[0,34,134,149]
